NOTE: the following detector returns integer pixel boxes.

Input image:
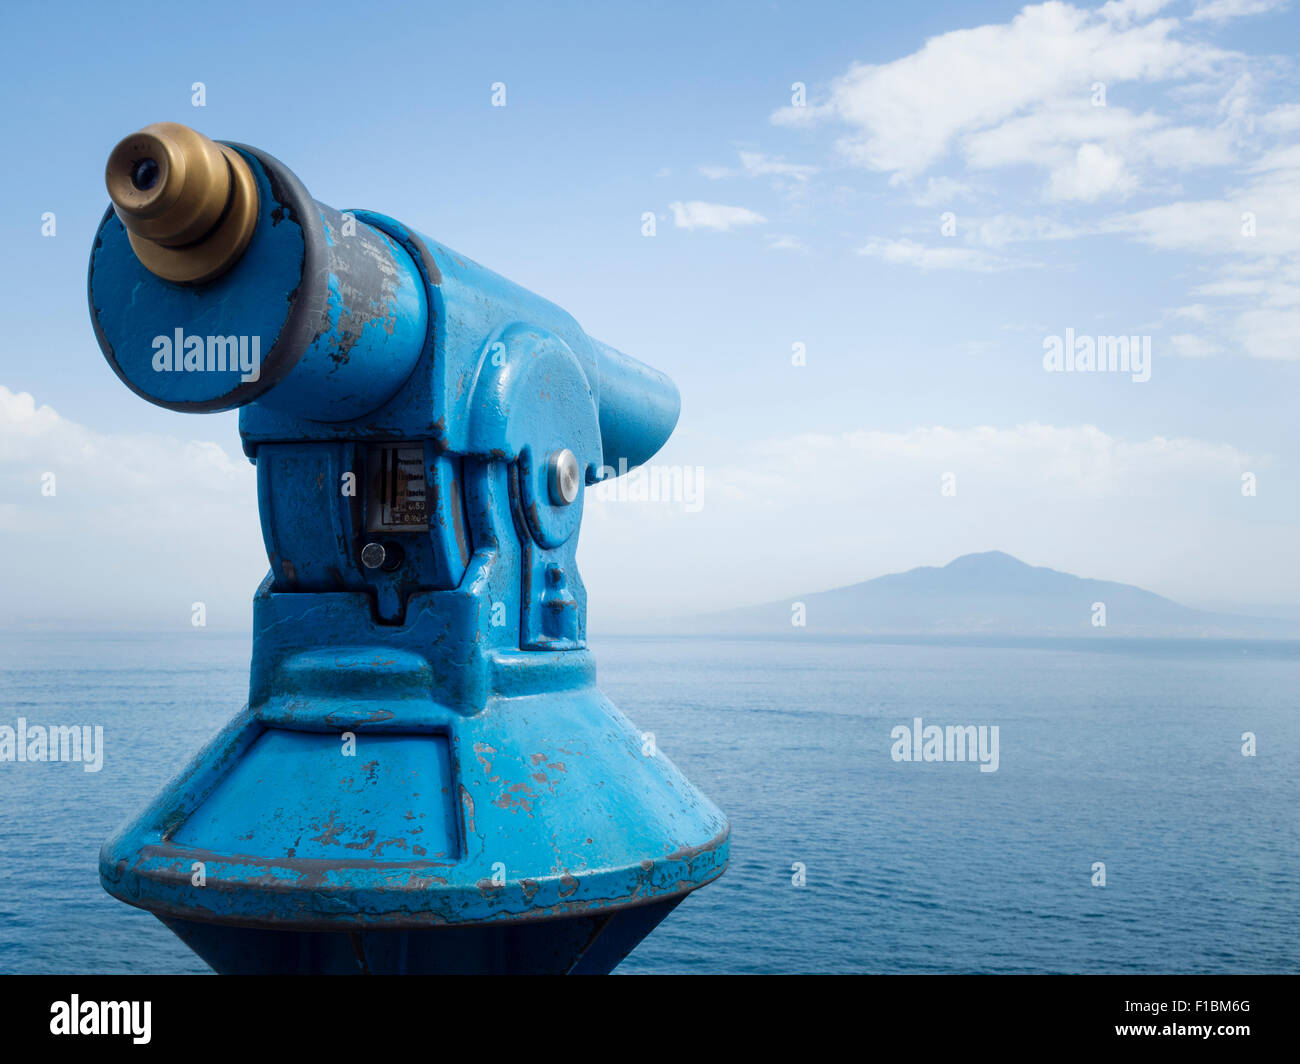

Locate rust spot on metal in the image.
[664,825,730,863]
[473,742,500,783]
[325,707,395,728]
[372,836,408,859]
[310,813,345,847]
[459,784,475,835]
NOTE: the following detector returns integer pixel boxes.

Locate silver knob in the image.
[547,449,581,506]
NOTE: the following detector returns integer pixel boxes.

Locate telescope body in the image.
[89,126,727,974]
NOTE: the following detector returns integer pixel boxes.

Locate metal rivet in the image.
[360,541,387,569]
[547,449,580,506]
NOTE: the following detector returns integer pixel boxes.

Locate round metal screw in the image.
[360,541,387,569]
[547,449,580,506]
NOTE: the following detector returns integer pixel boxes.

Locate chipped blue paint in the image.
[88,136,728,974]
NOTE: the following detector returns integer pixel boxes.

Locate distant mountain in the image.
[692,551,1299,637]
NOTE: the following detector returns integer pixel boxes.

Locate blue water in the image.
[0,631,1296,974]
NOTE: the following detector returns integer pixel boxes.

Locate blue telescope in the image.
[88,122,728,974]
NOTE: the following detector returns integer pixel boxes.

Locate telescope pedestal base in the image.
[162,899,681,975]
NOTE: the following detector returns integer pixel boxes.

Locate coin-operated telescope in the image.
[89,123,728,974]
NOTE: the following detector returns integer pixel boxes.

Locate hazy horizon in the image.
[8,548,1300,636]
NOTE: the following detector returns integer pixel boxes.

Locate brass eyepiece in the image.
[105,122,258,285]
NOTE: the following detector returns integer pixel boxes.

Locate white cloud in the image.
[668,200,767,231]
[738,151,817,180]
[699,150,818,187]
[1167,333,1220,357]
[0,387,263,627]
[1257,103,1300,133]
[766,233,809,253]
[753,0,1300,364]
[856,237,1012,271]
[1099,0,1177,26]
[1189,0,1288,21]
[1235,307,1300,359]
[902,175,981,207]
[963,213,1083,247]
[1097,148,1300,359]
[1216,72,1257,139]
[962,102,1236,178]
[1171,303,1212,322]
[770,2,1228,181]
[1047,142,1137,201]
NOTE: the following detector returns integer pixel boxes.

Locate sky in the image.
[1,0,1299,630]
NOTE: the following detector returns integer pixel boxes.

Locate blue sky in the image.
[2,0,1299,627]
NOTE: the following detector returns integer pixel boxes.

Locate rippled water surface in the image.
[1,631,1296,973]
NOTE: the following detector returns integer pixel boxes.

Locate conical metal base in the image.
[162,898,680,974]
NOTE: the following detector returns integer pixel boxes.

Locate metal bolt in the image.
[547,449,580,506]
[360,541,387,569]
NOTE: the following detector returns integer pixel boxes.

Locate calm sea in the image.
[1,631,1296,974]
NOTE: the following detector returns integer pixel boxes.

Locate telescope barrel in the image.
[592,340,680,474]
[90,123,679,473]
[91,127,428,423]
